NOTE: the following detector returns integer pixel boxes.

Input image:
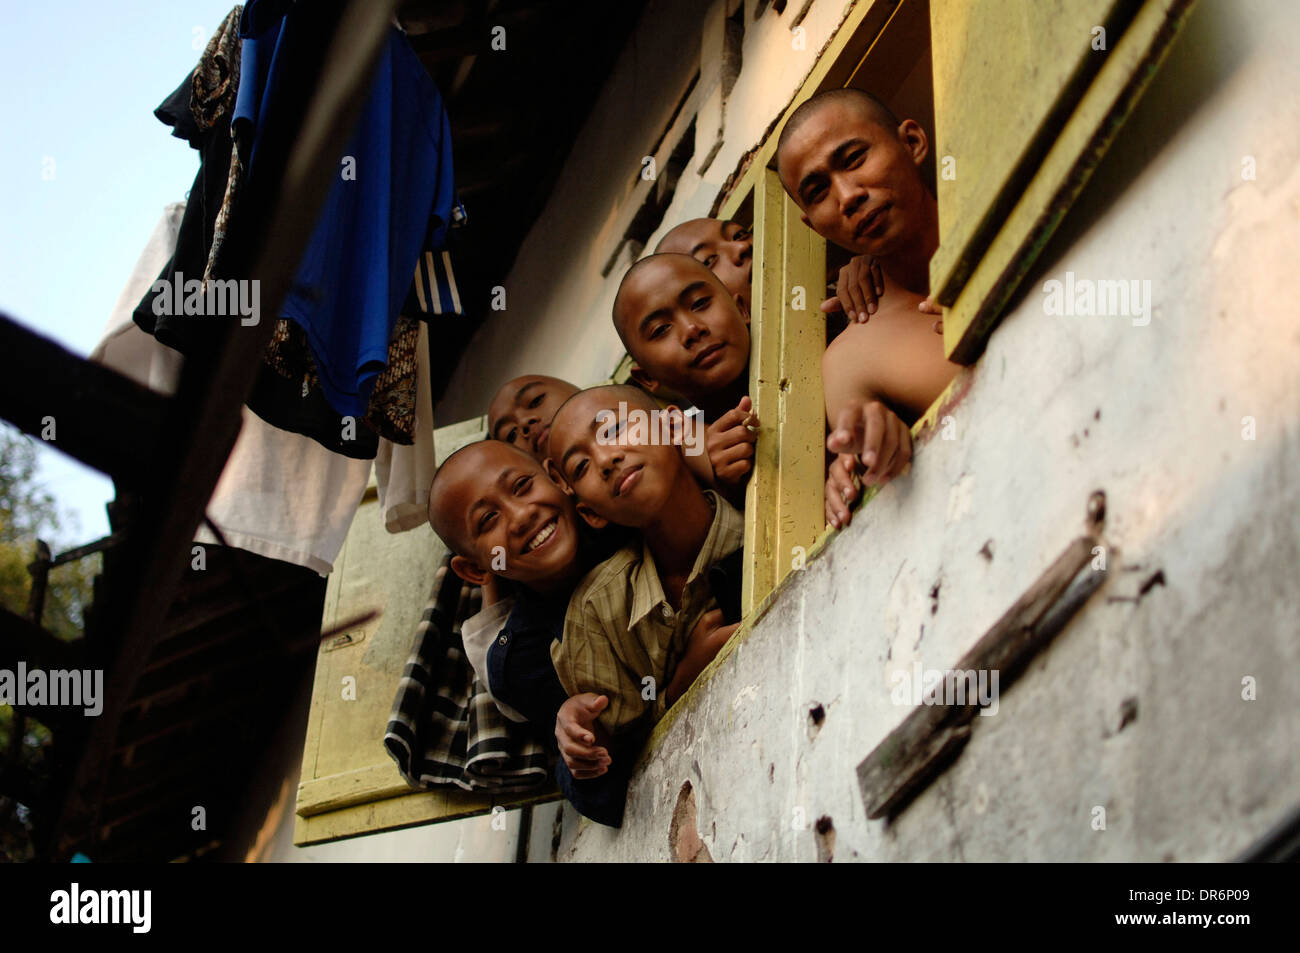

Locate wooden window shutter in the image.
[928,0,1195,363]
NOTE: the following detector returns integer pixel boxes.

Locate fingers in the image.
[869,257,885,298]
[712,405,749,431]
[859,401,885,471]
[825,454,860,529]
[839,262,866,322]
[820,295,842,315]
[867,411,899,485]
[917,296,942,315]
[839,257,880,323]
[691,608,725,643]
[713,442,755,468]
[933,319,943,335]
[827,405,864,456]
[864,407,913,487]
[555,717,610,775]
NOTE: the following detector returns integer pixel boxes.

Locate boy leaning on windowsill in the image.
[428,439,633,825]
[545,384,745,745]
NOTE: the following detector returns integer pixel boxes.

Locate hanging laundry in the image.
[198,319,440,574]
[195,405,372,575]
[234,0,456,420]
[132,6,244,353]
[89,203,186,394]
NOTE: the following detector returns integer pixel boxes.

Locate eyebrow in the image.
[466,467,522,526]
[635,280,712,336]
[797,137,869,199]
[559,415,612,469]
[491,383,543,438]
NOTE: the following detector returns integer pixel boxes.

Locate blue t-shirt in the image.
[235,2,455,418]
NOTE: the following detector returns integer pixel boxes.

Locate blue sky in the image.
[0,1,239,545]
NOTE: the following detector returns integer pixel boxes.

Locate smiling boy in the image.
[428,439,632,824]
[776,88,958,527]
[547,384,744,738]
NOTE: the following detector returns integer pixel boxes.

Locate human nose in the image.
[594,442,624,480]
[504,495,533,535]
[681,316,706,347]
[834,174,867,217]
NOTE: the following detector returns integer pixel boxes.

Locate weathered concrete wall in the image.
[436,0,855,421]
[556,0,1300,861]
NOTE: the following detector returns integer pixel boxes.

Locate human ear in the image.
[543,457,571,492]
[800,212,811,229]
[898,119,929,166]
[450,554,488,586]
[629,364,661,394]
[735,294,751,326]
[576,501,608,530]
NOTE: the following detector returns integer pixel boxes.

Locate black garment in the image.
[131,70,235,357]
[487,589,639,828]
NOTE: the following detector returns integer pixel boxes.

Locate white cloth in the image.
[196,407,373,575]
[92,206,439,575]
[460,597,528,722]
[196,323,438,574]
[88,202,186,394]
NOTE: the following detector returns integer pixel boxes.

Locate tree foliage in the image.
[1,423,100,860]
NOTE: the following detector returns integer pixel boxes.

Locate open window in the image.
[291,0,1192,843]
[708,0,1189,618]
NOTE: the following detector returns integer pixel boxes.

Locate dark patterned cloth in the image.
[193,8,245,283]
[384,556,551,793]
[261,314,422,446]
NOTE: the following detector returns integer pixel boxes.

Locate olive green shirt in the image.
[552,490,744,736]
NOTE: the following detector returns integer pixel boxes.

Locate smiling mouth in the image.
[523,518,559,553]
[692,342,727,369]
[613,466,643,497]
[853,204,889,241]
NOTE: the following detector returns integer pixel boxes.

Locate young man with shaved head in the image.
[776,87,957,528]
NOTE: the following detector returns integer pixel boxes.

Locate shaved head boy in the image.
[613,253,759,492]
[430,439,584,594]
[547,384,743,735]
[655,218,753,311]
[487,374,580,463]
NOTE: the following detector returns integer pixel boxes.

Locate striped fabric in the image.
[384,556,550,793]
[410,248,464,317]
